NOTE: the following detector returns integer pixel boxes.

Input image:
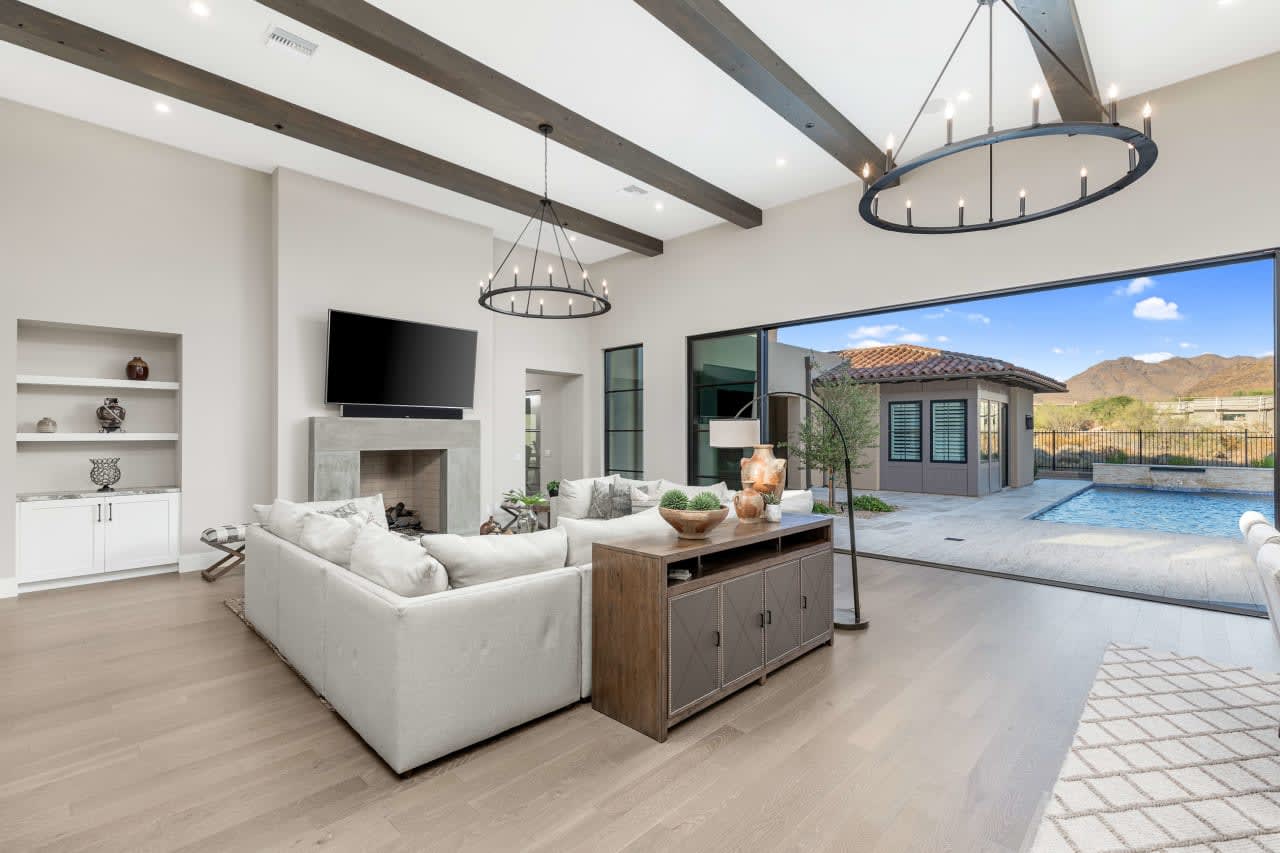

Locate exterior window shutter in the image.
[888,402,922,462]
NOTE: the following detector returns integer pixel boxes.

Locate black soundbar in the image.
[339,404,464,420]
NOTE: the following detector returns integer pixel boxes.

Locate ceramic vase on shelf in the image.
[732,483,766,524]
[739,445,786,498]
[96,397,126,433]
[36,417,57,434]
[89,457,122,492]
[126,356,150,381]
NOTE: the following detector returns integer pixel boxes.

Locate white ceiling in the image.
[1,0,1275,263]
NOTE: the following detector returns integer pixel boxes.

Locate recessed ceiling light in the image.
[1217,0,1234,5]
[654,201,664,211]
[189,1,211,17]
[775,157,787,167]
[568,235,577,242]
[957,90,972,103]
[154,101,171,114]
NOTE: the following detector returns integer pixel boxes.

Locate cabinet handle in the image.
[765,609,772,625]
[713,630,721,647]
[802,594,808,609]
[108,502,113,522]
[759,612,766,628]
[97,504,101,523]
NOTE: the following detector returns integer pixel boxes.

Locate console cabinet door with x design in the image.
[667,585,720,715]
[721,571,765,689]
[764,560,802,665]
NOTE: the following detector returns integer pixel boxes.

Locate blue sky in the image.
[777,258,1275,382]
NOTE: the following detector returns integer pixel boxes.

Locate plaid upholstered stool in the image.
[200,523,248,581]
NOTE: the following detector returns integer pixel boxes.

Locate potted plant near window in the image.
[503,488,548,534]
[546,480,560,497]
[762,490,782,523]
[658,489,729,540]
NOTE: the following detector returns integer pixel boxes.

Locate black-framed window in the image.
[931,400,968,463]
[525,392,541,493]
[888,401,923,462]
[605,345,643,478]
[688,332,759,485]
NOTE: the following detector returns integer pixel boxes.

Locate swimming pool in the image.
[1031,486,1274,539]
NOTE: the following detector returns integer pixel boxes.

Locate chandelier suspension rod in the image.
[997,0,1109,119]
[489,204,540,295]
[546,198,600,296]
[894,4,981,163]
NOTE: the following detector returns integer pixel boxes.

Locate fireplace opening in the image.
[359,449,443,534]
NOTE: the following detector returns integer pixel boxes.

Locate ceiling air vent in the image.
[620,184,649,196]
[265,26,318,59]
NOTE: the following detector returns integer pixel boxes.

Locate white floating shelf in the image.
[16,374,180,391]
[17,433,180,443]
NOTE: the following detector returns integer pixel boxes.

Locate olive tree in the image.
[786,375,880,507]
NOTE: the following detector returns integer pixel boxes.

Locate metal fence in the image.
[1034,430,1276,473]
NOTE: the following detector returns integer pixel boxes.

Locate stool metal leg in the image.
[201,543,245,582]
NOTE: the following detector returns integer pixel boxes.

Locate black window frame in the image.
[887,401,923,462]
[604,344,644,479]
[930,399,969,464]
[686,331,762,486]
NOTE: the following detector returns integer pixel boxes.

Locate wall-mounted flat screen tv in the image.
[324,309,477,409]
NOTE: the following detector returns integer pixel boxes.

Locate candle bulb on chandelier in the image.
[1030,85,1041,126]
[957,198,965,227]
[1018,188,1026,217]
[884,134,895,171]
[1106,84,1119,124]
[944,102,955,144]
[1142,102,1152,138]
[905,199,913,227]
[1079,166,1088,198]
[568,297,573,316]
[548,264,554,286]
[513,266,519,286]
[1127,143,1137,173]
[539,298,544,316]
[602,279,608,297]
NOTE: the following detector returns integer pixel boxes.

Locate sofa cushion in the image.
[421,527,569,588]
[616,477,660,497]
[557,476,618,520]
[267,495,388,544]
[1246,524,1280,560]
[1241,511,1271,538]
[348,524,448,598]
[558,508,671,566]
[299,511,369,567]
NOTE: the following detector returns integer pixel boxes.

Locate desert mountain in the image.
[1037,354,1273,404]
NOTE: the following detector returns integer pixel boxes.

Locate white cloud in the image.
[1178,341,1196,350]
[1051,347,1065,355]
[1258,350,1275,358]
[853,339,886,349]
[935,335,950,343]
[897,332,929,344]
[1132,352,1174,363]
[849,324,901,339]
[967,313,991,325]
[1133,296,1182,321]
[924,308,952,320]
[1115,276,1156,296]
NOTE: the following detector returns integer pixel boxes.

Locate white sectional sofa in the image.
[1241,511,1280,644]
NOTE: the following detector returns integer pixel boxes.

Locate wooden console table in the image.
[591,514,834,741]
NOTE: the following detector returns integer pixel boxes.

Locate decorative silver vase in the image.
[515,506,540,534]
[89,457,122,492]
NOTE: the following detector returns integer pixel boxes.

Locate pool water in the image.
[1032,486,1274,539]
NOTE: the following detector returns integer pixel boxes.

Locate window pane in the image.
[691,334,757,386]
[605,347,642,391]
[695,382,756,422]
[931,400,967,463]
[607,389,642,430]
[888,402,922,462]
[607,432,642,474]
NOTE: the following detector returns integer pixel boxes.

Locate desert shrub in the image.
[659,490,689,510]
[1165,454,1198,466]
[1104,450,1129,464]
[1252,454,1276,469]
[850,495,893,512]
[811,501,839,515]
[689,492,722,511]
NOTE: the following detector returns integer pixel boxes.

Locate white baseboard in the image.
[179,551,211,573]
[0,577,16,599]
[19,564,177,594]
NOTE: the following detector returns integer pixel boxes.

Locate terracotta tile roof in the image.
[817,344,1067,393]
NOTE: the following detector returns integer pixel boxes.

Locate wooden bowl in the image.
[659,506,729,540]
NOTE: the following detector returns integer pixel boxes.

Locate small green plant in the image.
[1165,454,1198,466]
[689,492,722,511]
[761,490,781,505]
[503,488,547,506]
[811,501,839,515]
[1252,454,1275,469]
[659,489,690,510]
[850,495,894,513]
[546,480,560,496]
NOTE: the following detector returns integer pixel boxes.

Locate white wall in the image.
[591,53,1280,484]
[0,99,274,580]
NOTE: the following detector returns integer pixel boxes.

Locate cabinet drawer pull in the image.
[802,594,808,609]
[108,502,113,522]
[759,612,766,628]
[765,609,772,625]
[713,630,721,647]
[97,504,101,523]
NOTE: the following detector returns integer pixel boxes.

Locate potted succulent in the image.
[762,490,783,523]
[657,489,729,540]
[546,480,560,497]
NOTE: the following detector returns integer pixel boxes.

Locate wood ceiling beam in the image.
[0,0,663,256]
[1010,0,1103,122]
[255,0,762,230]
[634,0,886,181]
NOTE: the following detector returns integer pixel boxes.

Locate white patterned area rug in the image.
[1030,643,1280,853]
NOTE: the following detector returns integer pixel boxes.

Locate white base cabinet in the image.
[16,493,181,584]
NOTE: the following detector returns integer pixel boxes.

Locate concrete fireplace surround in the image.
[309,417,481,534]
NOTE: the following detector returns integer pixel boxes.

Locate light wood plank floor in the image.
[3,557,1280,852]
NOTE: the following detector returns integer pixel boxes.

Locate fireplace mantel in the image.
[309,417,481,535]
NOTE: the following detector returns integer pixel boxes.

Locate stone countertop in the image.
[16,487,181,503]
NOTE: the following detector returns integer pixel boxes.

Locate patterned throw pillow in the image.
[319,501,364,520]
[587,480,613,519]
[609,483,633,518]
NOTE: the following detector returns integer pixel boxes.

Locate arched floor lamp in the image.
[709,390,869,630]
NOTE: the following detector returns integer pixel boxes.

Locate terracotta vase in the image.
[733,485,766,524]
[740,445,786,498]
[126,356,150,381]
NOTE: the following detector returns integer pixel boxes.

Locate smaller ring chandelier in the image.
[478,124,610,319]
[859,0,1158,235]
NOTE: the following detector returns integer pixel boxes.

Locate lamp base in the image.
[834,608,870,631]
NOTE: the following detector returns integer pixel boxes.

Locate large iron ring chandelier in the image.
[479,124,610,319]
[859,0,1158,234]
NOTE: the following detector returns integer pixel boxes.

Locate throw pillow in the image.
[348,524,448,598]
[630,486,652,503]
[299,511,368,567]
[587,480,613,519]
[609,483,632,518]
[556,476,618,520]
[252,503,272,524]
[420,527,568,588]
[616,477,660,495]
[317,501,364,521]
[266,499,312,545]
[558,509,670,566]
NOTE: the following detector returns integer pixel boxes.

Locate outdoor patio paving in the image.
[822,479,1266,612]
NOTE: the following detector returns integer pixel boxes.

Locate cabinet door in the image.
[104,494,180,572]
[668,586,720,715]
[800,550,834,644]
[764,560,802,665]
[17,499,104,582]
[720,571,764,687]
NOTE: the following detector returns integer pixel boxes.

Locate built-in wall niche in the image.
[15,319,181,494]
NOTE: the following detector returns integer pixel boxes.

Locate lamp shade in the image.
[709,418,761,448]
